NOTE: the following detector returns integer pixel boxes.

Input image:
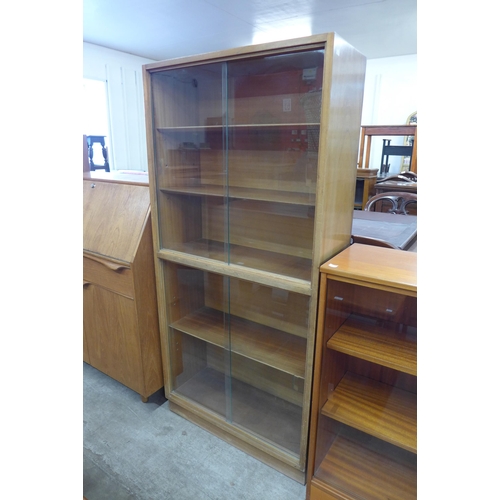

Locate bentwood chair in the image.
[379,173,416,183]
[399,171,417,181]
[365,191,417,215]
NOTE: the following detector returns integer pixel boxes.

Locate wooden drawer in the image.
[83,255,134,298]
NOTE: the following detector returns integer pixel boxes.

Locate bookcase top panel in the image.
[321,244,416,293]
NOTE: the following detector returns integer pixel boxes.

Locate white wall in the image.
[83,42,155,171]
[83,44,416,174]
[361,54,417,173]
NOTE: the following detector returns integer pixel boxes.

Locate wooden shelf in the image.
[171,307,307,378]
[160,185,316,205]
[157,123,321,132]
[322,372,416,453]
[312,430,416,500]
[173,367,303,456]
[327,315,417,375]
[208,199,314,260]
[308,247,417,498]
[163,239,312,282]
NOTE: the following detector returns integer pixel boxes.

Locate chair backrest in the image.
[379,174,414,183]
[400,171,417,181]
[350,235,398,249]
[365,191,417,215]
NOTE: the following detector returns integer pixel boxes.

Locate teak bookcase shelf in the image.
[306,244,417,499]
[83,175,163,402]
[143,33,366,482]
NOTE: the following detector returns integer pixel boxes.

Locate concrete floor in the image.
[83,363,307,500]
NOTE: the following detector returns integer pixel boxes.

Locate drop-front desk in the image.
[83,171,163,402]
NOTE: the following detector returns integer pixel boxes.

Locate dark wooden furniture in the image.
[87,135,110,171]
[380,138,413,175]
[354,168,378,210]
[375,180,417,195]
[306,244,417,500]
[352,210,416,250]
[399,171,417,181]
[379,174,414,183]
[358,125,417,174]
[365,191,417,215]
[83,173,163,402]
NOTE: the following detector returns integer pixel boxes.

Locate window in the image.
[83,78,111,168]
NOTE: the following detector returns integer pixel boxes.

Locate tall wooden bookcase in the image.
[143,33,366,482]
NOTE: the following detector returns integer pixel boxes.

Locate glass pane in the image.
[224,50,324,278]
[150,50,324,278]
[151,64,225,128]
[224,199,314,280]
[150,63,229,261]
[324,280,417,335]
[227,278,310,457]
[227,50,325,126]
[166,264,231,419]
[166,262,309,456]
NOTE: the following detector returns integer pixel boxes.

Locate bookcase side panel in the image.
[313,34,367,269]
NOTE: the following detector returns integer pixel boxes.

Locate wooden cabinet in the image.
[143,33,366,482]
[83,175,163,402]
[306,244,417,499]
[354,168,378,210]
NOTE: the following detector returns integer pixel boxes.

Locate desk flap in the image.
[83,180,151,263]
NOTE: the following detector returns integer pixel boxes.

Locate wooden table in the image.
[352,210,417,251]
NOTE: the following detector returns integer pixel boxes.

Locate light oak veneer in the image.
[83,176,163,402]
[143,33,366,482]
[307,244,417,499]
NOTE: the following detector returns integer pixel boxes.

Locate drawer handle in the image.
[83,280,91,288]
[85,254,129,272]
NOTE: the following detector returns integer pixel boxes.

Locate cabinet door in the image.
[150,62,228,263]
[83,284,143,395]
[165,262,310,458]
[223,50,323,280]
[149,48,325,282]
[165,264,231,420]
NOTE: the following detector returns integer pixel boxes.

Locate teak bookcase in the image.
[83,175,163,402]
[143,33,366,482]
[306,244,417,499]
